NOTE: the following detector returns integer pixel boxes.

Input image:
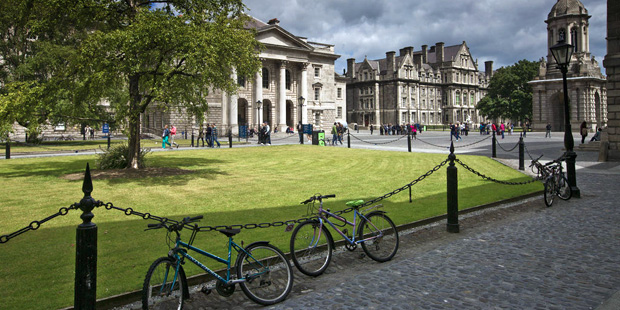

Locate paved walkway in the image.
[115,161,619,310]
[6,131,619,309]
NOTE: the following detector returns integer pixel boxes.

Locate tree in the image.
[476,59,539,124]
[75,0,261,168]
[1,0,262,166]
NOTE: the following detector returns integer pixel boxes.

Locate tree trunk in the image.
[127,75,142,169]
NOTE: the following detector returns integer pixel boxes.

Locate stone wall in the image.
[603,0,620,160]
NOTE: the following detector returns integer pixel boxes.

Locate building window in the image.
[314,88,320,101]
[571,27,578,52]
[559,28,566,42]
[285,70,291,90]
[315,112,321,126]
[364,72,368,80]
[456,91,461,105]
[470,93,475,105]
[337,88,342,99]
[314,67,320,78]
[237,75,245,87]
[337,107,342,118]
[262,68,269,89]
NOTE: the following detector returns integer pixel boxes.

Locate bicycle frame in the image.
[170,233,265,286]
[314,202,384,246]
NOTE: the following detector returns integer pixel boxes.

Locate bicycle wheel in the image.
[544,179,555,207]
[236,243,293,305]
[289,219,333,276]
[358,212,399,262]
[142,257,186,310]
[557,174,572,200]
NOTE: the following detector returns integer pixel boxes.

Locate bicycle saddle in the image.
[345,200,364,208]
[218,228,241,237]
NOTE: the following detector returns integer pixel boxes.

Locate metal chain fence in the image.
[416,135,491,149]
[455,158,541,185]
[349,133,408,145]
[0,203,81,243]
[495,139,520,152]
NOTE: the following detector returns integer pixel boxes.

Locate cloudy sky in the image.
[243,0,607,73]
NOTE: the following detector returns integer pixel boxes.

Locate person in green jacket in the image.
[331,123,338,146]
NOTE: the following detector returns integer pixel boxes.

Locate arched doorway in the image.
[263,99,272,125]
[237,98,248,125]
[549,92,565,131]
[286,100,294,127]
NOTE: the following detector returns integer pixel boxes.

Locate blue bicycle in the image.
[142,215,293,309]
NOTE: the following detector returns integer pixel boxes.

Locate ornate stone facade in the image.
[345,41,491,127]
[529,0,607,132]
[141,17,344,136]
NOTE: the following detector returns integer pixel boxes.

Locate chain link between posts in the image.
[0,203,81,243]
[455,158,541,185]
[495,140,520,152]
[349,133,408,145]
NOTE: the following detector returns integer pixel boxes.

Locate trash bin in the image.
[312,130,325,146]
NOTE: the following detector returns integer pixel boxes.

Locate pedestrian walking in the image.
[331,122,338,146]
[264,122,271,145]
[170,125,179,148]
[211,124,221,148]
[370,124,374,135]
[205,123,213,147]
[545,123,552,138]
[580,121,588,144]
[162,125,172,149]
[500,122,505,139]
[297,121,304,144]
[197,124,204,146]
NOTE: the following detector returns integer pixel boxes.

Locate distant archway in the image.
[286,100,294,127]
[263,99,272,125]
[549,92,565,131]
[237,98,248,125]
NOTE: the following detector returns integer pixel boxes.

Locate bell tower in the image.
[545,0,591,71]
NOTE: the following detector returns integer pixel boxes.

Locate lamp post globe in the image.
[550,39,580,198]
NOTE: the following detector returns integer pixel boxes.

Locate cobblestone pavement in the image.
[114,166,619,310]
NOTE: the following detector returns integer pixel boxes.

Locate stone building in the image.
[142,17,345,136]
[604,0,620,160]
[529,0,607,132]
[345,41,492,127]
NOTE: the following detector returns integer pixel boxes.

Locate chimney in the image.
[421,45,428,63]
[399,46,414,59]
[485,61,493,78]
[386,51,396,74]
[413,54,423,67]
[347,58,356,79]
[436,42,445,64]
[267,18,280,25]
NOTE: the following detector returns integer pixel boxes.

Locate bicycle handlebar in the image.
[301,194,336,204]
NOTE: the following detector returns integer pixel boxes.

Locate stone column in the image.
[604,0,620,160]
[230,68,238,134]
[301,63,308,123]
[255,71,263,128]
[279,61,287,131]
[374,82,380,125]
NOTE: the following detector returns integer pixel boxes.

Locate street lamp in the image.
[550,39,580,198]
[256,100,262,128]
[298,96,305,124]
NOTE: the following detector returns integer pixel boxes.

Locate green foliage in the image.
[96,143,150,169]
[1,0,263,167]
[476,59,539,123]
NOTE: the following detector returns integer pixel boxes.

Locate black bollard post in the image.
[75,163,98,309]
[407,130,412,152]
[518,133,525,170]
[409,185,412,203]
[492,130,497,158]
[5,141,10,159]
[347,129,351,148]
[228,130,232,148]
[447,142,459,233]
[191,133,194,147]
[107,135,111,150]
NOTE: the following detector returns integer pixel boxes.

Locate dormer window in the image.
[364,72,368,80]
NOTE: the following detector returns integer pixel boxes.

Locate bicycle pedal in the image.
[201,287,212,295]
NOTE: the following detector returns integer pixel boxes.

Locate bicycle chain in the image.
[0,203,80,243]
[455,158,541,185]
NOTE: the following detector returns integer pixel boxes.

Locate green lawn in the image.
[0,145,541,309]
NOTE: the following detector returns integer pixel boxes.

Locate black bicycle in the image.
[530,155,571,207]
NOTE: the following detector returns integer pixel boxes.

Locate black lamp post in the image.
[550,39,580,198]
[256,100,262,128]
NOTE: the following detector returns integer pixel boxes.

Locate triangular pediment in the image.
[256,26,313,50]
